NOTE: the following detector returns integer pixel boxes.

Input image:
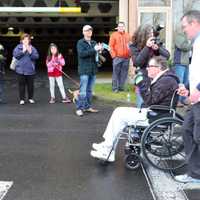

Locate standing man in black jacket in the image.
[75,25,102,116]
[90,56,179,162]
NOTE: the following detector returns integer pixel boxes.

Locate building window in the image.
[139,0,171,7]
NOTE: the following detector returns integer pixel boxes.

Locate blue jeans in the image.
[135,87,144,108]
[76,75,96,110]
[175,64,189,103]
[112,57,129,91]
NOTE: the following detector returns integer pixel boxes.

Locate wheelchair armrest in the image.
[149,105,171,112]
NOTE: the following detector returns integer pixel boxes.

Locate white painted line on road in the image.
[0,181,13,200]
[142,164,188,200]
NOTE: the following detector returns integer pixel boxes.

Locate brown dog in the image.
[68,89,80,103]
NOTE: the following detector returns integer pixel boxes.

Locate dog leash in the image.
[55,66,80,87]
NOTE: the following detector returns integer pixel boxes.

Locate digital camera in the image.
[152,24,164,45]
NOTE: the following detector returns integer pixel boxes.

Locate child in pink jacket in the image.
[46,43,71,104]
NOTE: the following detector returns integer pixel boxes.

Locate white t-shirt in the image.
[189,34,200,93]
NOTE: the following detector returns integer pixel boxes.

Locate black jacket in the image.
[76,38,98,75]
[129,43,170,75]
[0,45,6,80]
[137,70,179,107]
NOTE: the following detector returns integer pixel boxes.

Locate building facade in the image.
[0,0,199,68]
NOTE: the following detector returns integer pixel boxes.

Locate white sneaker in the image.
[28,99,35,104]
[19,100,25,105]
[92,142,106,151]
[175,174,200,183]
[90,149,115,162]
[76,110,83,117]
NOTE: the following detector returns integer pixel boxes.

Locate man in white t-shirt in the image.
[175,10,200,183]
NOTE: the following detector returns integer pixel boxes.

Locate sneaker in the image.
[76,109,83,117]
[92,142,106,151]
[28,99,35,104]
[62,97,71,103]
[175,174,200,183]
[84,108,99,113]
[19,100,25,105]
[49,98,55,104]
[113,89,119,93]
[90,149,115,162]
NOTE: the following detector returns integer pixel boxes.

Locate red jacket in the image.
[109,31,130,59]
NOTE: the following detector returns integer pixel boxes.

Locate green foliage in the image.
[168,58,173,68]
[94,83,136,103]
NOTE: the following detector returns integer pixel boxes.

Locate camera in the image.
[152,24,164,45]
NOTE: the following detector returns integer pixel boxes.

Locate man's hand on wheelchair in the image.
[177,84,189,97]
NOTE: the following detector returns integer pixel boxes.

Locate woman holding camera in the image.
[129,24,170,107]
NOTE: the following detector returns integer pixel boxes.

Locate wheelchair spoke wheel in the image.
[124,153,141,170]
[141,117,186,171]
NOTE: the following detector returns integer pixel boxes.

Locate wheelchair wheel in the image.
[125,153,141,170]
[141,117,186,171]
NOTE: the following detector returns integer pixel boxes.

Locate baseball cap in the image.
[82,25,93,31]
[115,22,125,30]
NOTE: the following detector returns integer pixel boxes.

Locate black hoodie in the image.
[137,69,180,107]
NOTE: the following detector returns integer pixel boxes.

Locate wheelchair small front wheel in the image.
[124,153,141,170]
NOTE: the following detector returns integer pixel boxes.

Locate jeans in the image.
[175,64,189,103]
[112,57,129,91]
[135,87,144,108]
[76,75,96,110]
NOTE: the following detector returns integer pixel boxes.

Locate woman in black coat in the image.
[129,24,170,107]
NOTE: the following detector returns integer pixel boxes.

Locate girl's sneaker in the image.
[49,98,55,104]
[19,100,25,105]
[62,97,71,103]
[28,99,35,104]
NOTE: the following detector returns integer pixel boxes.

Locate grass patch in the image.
[94,83,136,103]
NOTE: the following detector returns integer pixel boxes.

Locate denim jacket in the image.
[13,44,39,75]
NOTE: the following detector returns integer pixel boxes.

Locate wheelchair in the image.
[103,91,186,172]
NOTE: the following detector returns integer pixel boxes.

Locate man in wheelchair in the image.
[90,56,179,162]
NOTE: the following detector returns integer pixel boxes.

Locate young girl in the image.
[46,43,71,104]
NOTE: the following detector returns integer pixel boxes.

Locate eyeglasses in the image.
[147,65,159,68]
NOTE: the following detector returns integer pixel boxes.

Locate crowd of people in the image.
[91,10,200,184]
[1,9,200,184]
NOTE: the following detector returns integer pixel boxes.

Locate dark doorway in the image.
[1,25,113,74]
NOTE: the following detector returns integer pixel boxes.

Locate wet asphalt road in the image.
[0,74,153,200]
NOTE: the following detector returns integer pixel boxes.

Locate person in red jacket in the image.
[109,21,131,92]
[46,43,71,104]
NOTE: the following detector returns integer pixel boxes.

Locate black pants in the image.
[18,74,34,100]
[182,102,200,179]
[0,77,4,101]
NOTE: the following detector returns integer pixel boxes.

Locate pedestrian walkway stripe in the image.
[0,181,13,200]
[142,163,188,200]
